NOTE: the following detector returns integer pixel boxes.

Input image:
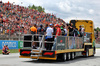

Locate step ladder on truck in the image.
[19,20,96,61]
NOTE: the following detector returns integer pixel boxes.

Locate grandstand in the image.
[0,1,65,39]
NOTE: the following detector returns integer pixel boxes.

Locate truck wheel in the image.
[86,49,89,57]
[92,49,95,56]
[62,53,67,61]
[71,52,75,60]
[56,54,61,61]
[66,53,70,61]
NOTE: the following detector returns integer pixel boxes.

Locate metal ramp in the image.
[30,35,45,60]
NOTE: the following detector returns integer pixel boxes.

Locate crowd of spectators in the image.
[0,1,65,37]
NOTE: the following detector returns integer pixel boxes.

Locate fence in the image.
[0,35,24,41]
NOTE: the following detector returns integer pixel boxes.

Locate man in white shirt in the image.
[46,24,53,40]
[45,23,53,50]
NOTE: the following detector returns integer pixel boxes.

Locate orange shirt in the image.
[30,26,37,33]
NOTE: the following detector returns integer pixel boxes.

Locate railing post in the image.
[56,36,57,50]
[42,35,45,49]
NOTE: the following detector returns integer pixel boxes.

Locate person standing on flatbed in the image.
[45,24,54,50]
[30,23,37,34]
[30,23,38,49]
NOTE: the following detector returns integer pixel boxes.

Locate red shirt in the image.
[55,27,61,37]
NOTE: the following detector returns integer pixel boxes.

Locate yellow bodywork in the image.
[84,43,92,45]
[19,49,84,60]
[19,56,30,58]
[56,49,84,54]
[19,55,57,60]
[72,20,95,46]
[89,49,93,56]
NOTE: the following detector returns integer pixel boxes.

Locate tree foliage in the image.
[28,5,45,12]
[94,27,100,31]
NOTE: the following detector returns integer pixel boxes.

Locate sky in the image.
[2,0,100,28]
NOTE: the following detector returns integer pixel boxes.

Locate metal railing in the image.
[67,37,83,49]
[22,34,84,51]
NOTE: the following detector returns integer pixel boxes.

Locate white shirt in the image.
[64,28,67,34]
[46,27,53,38]
[81,27,85,33]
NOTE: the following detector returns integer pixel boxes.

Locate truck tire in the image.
[66,53,70,61]
[56,54,61,61]
[92,49,95,56]
[61,53,67,61]
[71,52,75,60]
[85,49,89,57]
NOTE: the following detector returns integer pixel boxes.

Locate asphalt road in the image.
[0,49,100,66]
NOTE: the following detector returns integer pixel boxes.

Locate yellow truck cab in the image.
[19,20,95,61]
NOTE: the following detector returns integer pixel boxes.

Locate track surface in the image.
[0,49,100,66]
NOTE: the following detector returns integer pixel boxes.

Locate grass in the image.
[0,49,19,54]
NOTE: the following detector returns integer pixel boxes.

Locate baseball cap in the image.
[55,24,60,27]
[49,23,53,26]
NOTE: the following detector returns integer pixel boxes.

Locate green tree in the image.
[28,5,37,10]
[97,27,100,31]
[28,5,45,12]
[31,4,37,10]
[28,5,31,9]
[37,6,45,12]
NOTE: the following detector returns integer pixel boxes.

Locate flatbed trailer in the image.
[19,20,95,61]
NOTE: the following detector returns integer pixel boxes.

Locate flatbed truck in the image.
[19,20,95,61]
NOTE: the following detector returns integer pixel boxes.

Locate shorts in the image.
[4,51,8,53]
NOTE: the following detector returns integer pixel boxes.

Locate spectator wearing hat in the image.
[52,24,61,50]
[45,23,53,50]
[46,23,53,40]
[55,24,61,37]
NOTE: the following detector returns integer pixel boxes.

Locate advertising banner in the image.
[57,36,65,50]
[0,40,18,49]
[18,41,23,49]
